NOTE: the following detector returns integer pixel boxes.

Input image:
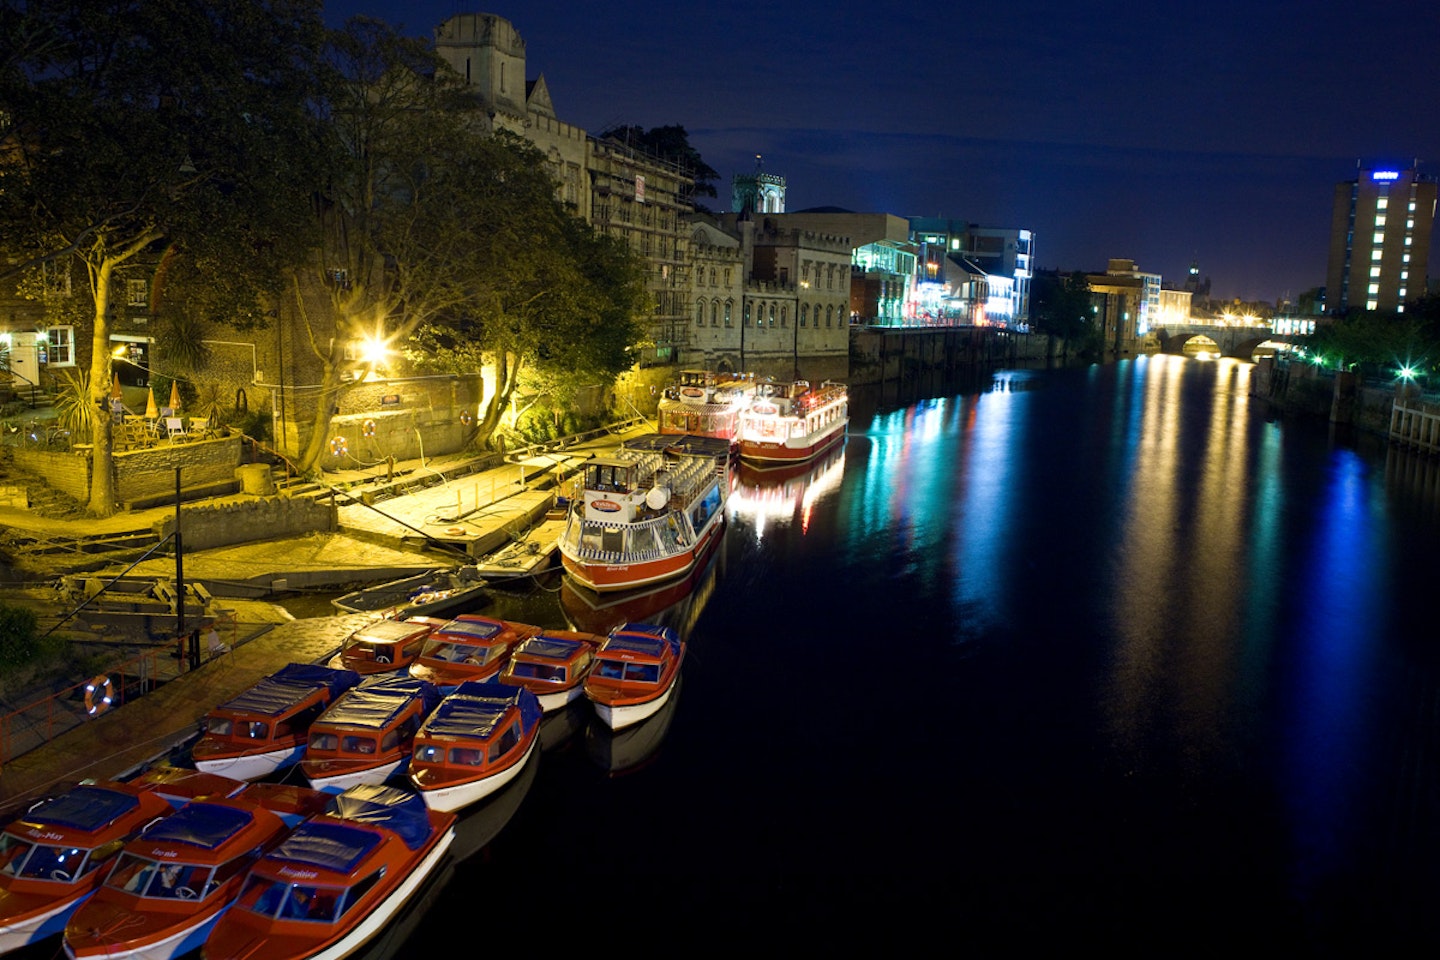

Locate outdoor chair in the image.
[165,416,188,442]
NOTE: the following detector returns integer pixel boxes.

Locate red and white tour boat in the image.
[736,379,848,466]
[583,623,685,731]
[557,434,730,593]
[299,675,440,794]
[405,614,542,691]
[191,664,362,782]
[0,782,173,953]
[497,631,602,712]
[656,369,757,447]
[202,784,456,960]
[408,681,543,812]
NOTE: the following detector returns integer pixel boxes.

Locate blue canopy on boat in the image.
[329,784,433,851]
[518,635,585,660]
[24,784,139,832]
[615,622,678,643]
[142,802,252,849]
[269,819,382,874]
[422,681,540,739]
[609,623,680,657]
[437,618,503,641]
[319,675,439,729]
[216,664,361,718]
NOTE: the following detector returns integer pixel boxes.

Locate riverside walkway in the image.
[0,420,656,814]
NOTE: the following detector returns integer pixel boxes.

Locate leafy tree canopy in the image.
[598,123,719,205]
[1030,269,1092,340]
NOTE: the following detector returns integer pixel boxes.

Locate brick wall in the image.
[153,497,336,551]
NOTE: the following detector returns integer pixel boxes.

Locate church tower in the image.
[731,156,786,214]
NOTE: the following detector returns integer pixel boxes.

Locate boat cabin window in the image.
[595,659,661,684]
[237,721,269,739]
[308,732,339,751]
[339,870,383,917]
[0,836,90,882]
[511,662,566,682]
[489,723,520,761]
[448,746,484,766]
[206,717,234,737]
[109,855,215,900]
[340,734,377,755]
[587,463,631,493]
[240,876,342,923]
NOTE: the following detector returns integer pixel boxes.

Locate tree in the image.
[1031,270,1093,343]
[0,0,327,515]
[598,124,719,209]
[1304,309,1436,379]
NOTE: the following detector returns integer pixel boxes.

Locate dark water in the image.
[238,357,1440,953]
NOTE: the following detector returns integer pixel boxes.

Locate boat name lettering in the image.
[680,387,705,398]
[592,500,622,512]
[752,402,778,416]
[25,829,67,842]
[154,850,180,859]
[278,866,318,879]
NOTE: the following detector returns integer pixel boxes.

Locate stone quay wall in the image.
[154,496,337,552]
[848,327,1055,385]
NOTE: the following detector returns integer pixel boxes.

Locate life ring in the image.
[84,676,114,716]
[362,419,376,438]
[330,435,348,457]
[460,411,474,426]
[374,653,391,665]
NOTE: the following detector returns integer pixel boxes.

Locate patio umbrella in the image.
[111,372,123,400]
[145,386,158,419]
[168,380,181,412]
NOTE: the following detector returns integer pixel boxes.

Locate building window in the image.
[1367,300,1378,310]
[711,302,718,326]
[1372,232,1385,244]
[744,303,751,327]
[126,279,148,307]
[696,299,706,327]
[826,306,833,327]
[800,304,808,326]
[1375,215,1387,227]
[709,268,716,286]
[724,268,732,286]
[780,306,787,327]
[43,325,76,366]
[1371,249,1383,261]
[724,301,733,327]
[768,304,775,327]
[1370,266,1382,277]
[1367,283,1380,295]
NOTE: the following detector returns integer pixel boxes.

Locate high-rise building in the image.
[1326,162,1436,315]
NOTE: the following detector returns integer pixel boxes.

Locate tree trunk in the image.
[296,336,351,474]
[86,258,117,517]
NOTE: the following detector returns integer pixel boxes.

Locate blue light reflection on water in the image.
[400,359,1440,953]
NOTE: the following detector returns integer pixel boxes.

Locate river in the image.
[406,355,1440,952]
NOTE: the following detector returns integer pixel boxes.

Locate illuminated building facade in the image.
[770,211,915,326]
[1326,162,1436,315]
[1086,273,1145,359]
[1104,259,1161,335]
[908,218,1033,325]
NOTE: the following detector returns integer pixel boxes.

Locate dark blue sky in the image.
[328,1,1440,305]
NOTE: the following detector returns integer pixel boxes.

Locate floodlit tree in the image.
[0,0,326,515]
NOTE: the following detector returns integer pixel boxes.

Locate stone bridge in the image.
[1151,322,1298,359]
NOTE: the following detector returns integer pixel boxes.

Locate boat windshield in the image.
[420,639,498,665]
[238,876,344,923]
[107,853,216,900]
[593,659,660,684]
[207,717,269,739]
[0,834,91,882]
[509,662,567,682]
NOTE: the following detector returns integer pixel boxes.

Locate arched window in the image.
[709,267,717,286]
[780,306,787,327]
[724,268,732,286]
[744,302,751,327]
[800,304,809,327]
[696,299,706,327]
[711,302,719,327]
[724,300,733,327]
[826,305,833,327]
[768,304,775,327]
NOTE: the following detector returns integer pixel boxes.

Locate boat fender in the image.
[84,675,115,716]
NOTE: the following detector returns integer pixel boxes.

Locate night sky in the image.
[328,0,1440,305]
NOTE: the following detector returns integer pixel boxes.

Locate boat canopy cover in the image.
[518,635,586,660]
[23,784,138,832]
[423,681,540,738]
[351,618,430,644]
[142,802,253,849]
[329,784,433,851]
[602,634,668,659]
[615,622,678,643]
[437,618,503,641]
[217,664,361,718]
[321,675,439,729]
[271,820,383,874]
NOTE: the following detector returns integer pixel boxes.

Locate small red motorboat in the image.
[406,614,542,690]
[583,622,685,731]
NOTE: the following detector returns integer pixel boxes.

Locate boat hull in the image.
[534,684,586,713]
[739,418,846,465]
[303,758,405,794]
[560,520,723,594]
[0,894,85,952]
[193,745,303,783]
[591,682,676,731]
[414,738,539,813]
[66,904,226,960]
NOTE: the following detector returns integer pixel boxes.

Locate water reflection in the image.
[584,674,681,776]
[727,441,847,539]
